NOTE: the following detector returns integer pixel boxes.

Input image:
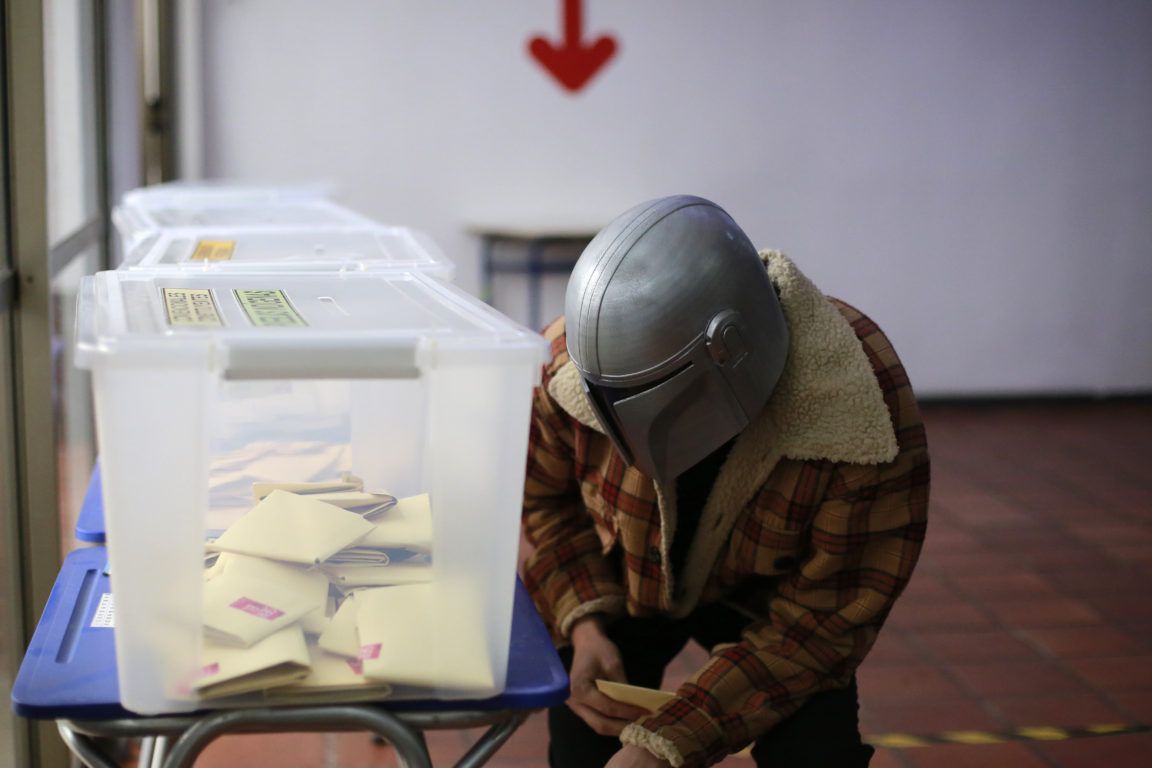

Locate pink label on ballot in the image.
[346,658,364,675]
[230,597,285,621]
[359,643,381,660]
[200,663,220,677]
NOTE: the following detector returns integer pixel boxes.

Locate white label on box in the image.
[162,288,224,327]
[91,592,115,628]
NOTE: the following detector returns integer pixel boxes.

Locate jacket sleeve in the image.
[621,441,930,766]
[521,329,627,642]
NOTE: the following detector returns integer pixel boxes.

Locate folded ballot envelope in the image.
[208,489,375,565]
[317,590,365,658]
[306,491,398,519]
[266,644,393,704]
[194,624,311,699]
[356,584,494,691]
[203,551,229,581]
[252,473,363,500]
[322,554,432,588]
[595,680,676,712]
[323,547,394,566]
[254,474,397,520]
[356,493,433,552]
[202,553,329,647]
[299,594,336,636]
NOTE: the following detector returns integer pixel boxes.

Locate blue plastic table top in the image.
[12,547,569,720]
[75,461,105,543]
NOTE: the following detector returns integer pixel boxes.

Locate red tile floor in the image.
[162,399,1152,766]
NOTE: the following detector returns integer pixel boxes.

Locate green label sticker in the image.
[234,289,307,327]
[162,288,223,327]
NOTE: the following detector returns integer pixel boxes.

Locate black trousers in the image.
[548,603,874,768]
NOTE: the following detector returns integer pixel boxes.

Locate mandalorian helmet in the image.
[565,195,789,485]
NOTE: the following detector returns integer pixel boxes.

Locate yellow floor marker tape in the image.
[938,730,1007,745]
[864,723,1150,748]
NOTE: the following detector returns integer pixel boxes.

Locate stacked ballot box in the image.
[79,188,546,715]
[113,182,455,282]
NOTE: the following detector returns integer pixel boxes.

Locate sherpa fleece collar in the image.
[547,250,899,467]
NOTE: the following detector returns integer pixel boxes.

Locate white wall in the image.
[194,0,1152,396]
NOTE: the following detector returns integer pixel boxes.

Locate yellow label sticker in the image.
[234,289,307,327]
[191,240,236,262]
[161,288,224,327]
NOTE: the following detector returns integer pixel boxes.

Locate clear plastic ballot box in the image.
[75,269,549,714]
[112,183,379,255]
[117,227,456,282]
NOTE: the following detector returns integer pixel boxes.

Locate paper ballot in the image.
[356,584,494,691]
[299,595,336,635]
[317,590,365,658]
[252,473,363,500]
[306,491,398,519]
[202,554,329,647]
[323,548,393,566]
[203,551,229,581]
[208,489,375,565]
[254,472,397,519]
[266,645,393,704]
[194,625,311,699]
[356,493,433,552]
[595,680,677,713]
[322,556,432,588]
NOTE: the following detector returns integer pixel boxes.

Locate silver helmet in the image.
[565,195,789,484]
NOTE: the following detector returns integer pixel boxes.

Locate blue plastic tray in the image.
[12,547,568,720]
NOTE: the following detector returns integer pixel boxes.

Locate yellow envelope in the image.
[308,491,397,518]
[595,680,677,713]
[203,551,230,581]
[266,645,393,704]
[299,594,336,635]
[317,590,366,658]
[209,489,375,565]
[194,625,311,699]
[324,548,393,566]
[252,474,363,500]
[321,560,432,588]
[203,553,329,647]
[357,584,494,691]
[356,493,433,552]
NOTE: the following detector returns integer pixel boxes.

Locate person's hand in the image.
[605,744,674,767]
[566,616,651,735]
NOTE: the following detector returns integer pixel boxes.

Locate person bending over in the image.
[522,195,930,767]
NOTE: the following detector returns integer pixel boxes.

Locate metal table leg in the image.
[159,706,432,768]
[137,736,155,768]
[56,722,121,768]
[454,711,528,768]
[58,705,536,768]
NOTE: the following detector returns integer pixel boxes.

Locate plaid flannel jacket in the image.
[522,252,929,767]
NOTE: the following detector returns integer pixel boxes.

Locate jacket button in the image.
[648,545,661,560]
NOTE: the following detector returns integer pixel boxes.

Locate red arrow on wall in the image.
[528,0,618,93]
